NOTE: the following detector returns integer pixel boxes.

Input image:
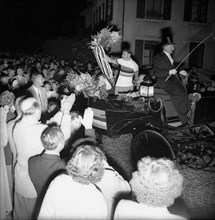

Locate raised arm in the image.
[106,54,117,65]
[0,106,9,148]
[79,107,96,139]
[47,93,76,140]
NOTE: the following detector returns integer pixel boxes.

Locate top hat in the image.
[161,36,175,47]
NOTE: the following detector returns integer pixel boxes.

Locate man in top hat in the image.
[151,36,191,125]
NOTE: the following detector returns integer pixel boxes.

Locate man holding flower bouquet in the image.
[106,49,139,95]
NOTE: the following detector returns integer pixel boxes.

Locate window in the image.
[135,40,144,66]
[146,0,163,19]
[144,41,160,66]
[99,6,101,22]
[135,40,160,66]
[106,0,113,22]
[184,0,208,23]
[93,12,96,27]
[102,3,105,20]
[136,0,172,20]
[96,9,98,25]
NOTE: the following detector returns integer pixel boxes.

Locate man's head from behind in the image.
[41,126,65,152]
[20,97,41,120]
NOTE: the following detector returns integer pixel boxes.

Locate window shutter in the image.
[135,40,144,66]
[163,0,172,20]
[136,0,145,18]
[183,0,192,21]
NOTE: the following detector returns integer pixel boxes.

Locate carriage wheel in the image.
[131,129,176,169]
[178,125,215,170]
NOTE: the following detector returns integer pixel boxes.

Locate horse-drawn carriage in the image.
[88,28,215,171]
[87,86,215,171]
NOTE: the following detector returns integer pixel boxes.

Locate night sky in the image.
[0,0,88,50]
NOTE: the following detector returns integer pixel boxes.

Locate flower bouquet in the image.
[64,69,98,98]
[90,26,121,50]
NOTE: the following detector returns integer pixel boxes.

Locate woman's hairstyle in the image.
[41,126,65,150]
[130,156,183,207]
[66,143,106,185]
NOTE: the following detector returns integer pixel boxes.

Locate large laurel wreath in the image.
[90,27,121,87]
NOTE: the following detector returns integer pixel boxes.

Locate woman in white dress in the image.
[38,143,108,220]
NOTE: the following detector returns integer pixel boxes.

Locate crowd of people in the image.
[0,50,189,220]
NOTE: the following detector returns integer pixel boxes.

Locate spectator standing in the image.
[0,105,12,220]
[52,67,66,83]
[0,91,17,207]
[71,137,131,220]
[38,144,108,220]
[14,65,28,88]
[29,126,66,218]
[26,72,48,122]
[28,107,96,217]
[7,96,25,170]
[13,94,75,219]
[114,157,186,220]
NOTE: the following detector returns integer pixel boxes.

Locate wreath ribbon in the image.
[93,43,114,87]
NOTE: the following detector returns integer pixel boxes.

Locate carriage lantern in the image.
[139,76,154,98]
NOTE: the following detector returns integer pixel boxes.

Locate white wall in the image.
[112,0,215,71]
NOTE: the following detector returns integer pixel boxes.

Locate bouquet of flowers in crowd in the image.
[61,67,113,99]
[64,69,98,98]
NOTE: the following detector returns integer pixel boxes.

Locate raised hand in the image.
[0,105,9,121]
[79,107,94,129]
[60,93,76,114]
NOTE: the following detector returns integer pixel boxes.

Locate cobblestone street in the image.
[100,133,215,219]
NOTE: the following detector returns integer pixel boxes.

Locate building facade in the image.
[82,0,215,72]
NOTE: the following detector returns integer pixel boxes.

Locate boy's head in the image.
[41,126,65,152]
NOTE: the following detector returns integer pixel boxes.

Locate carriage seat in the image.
[154,86,180,125]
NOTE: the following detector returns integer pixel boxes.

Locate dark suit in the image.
[28,153,66,218]
[151,52,190,124]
